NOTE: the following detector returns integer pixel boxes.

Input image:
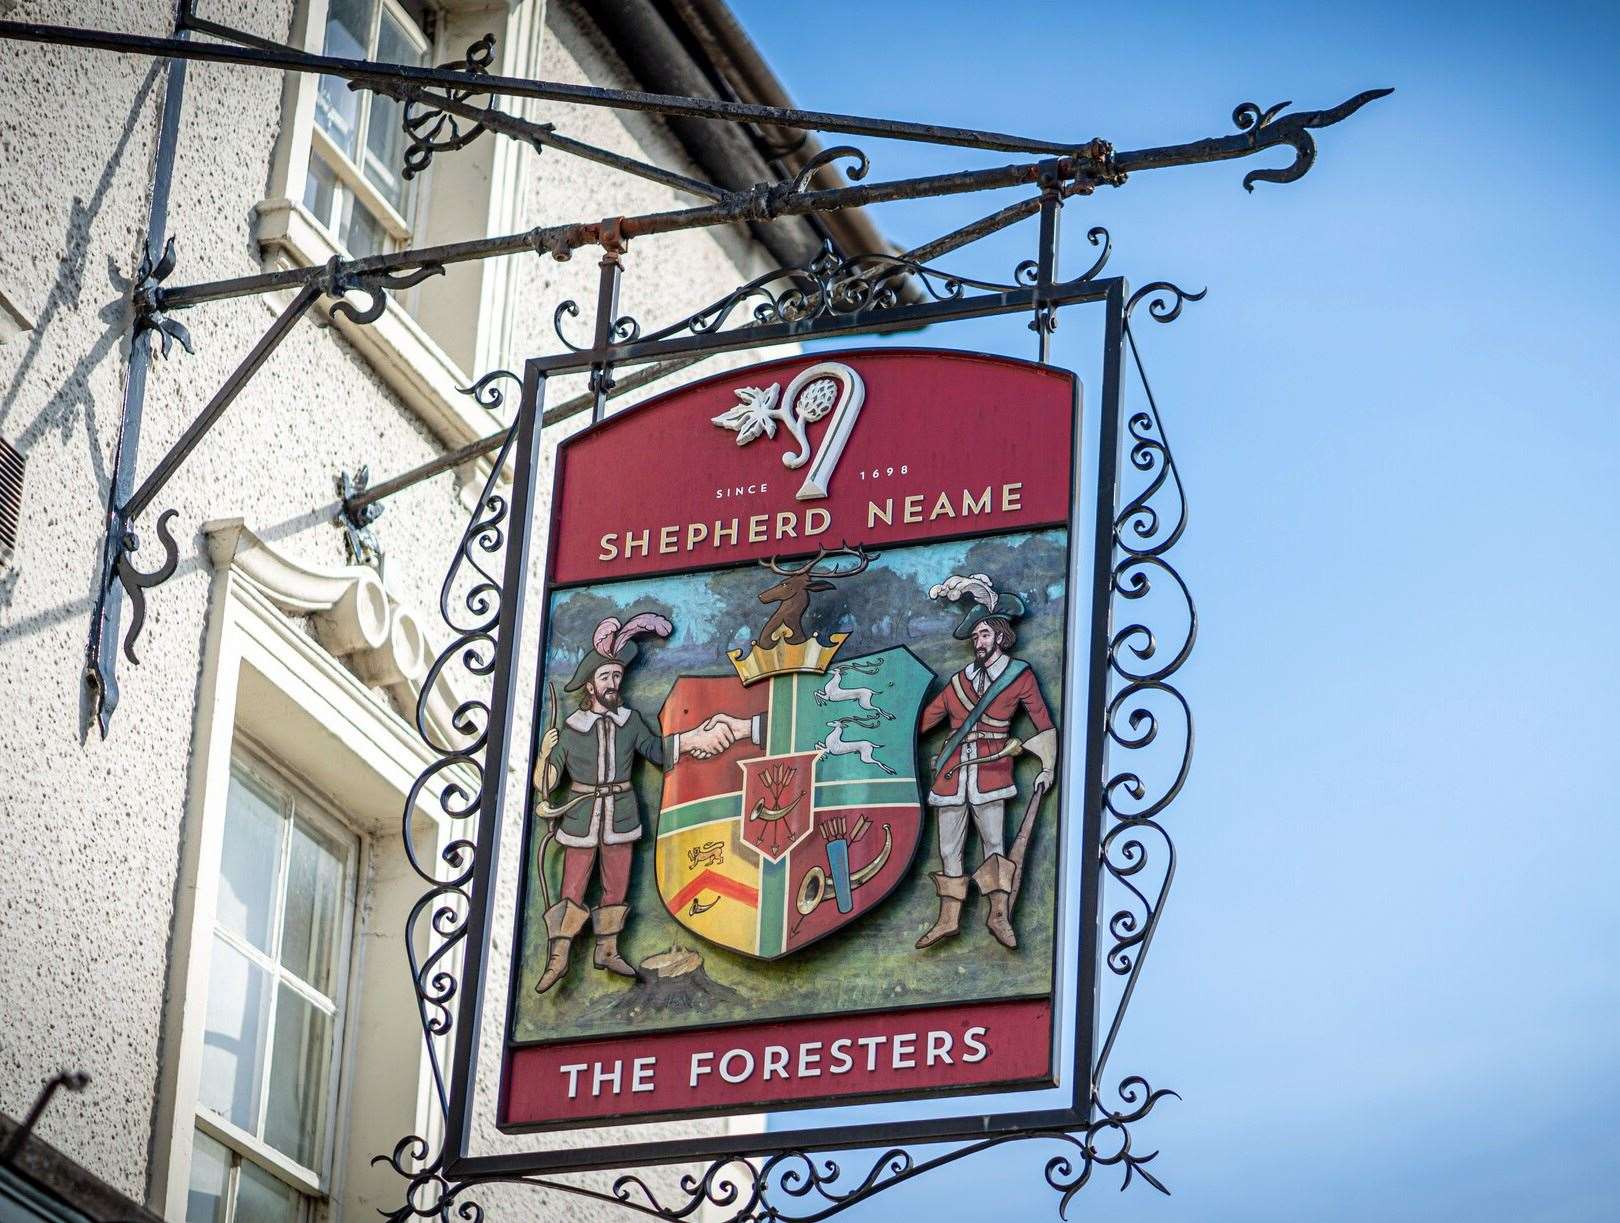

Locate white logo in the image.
[710,361,865,501]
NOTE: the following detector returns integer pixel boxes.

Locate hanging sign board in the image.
[501,349,1082,1130]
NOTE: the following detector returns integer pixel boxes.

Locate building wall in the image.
[0,0,789,1214]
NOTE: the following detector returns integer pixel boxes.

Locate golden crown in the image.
[727,627,849,686]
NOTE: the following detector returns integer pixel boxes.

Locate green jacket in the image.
[541,706,668,846]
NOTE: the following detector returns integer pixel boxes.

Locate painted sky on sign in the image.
[732,1,1620,1219]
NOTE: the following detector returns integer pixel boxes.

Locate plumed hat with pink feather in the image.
[565,611,674,691]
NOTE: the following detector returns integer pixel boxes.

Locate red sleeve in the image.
[919,686,949,733]
[1015,669,1054,734]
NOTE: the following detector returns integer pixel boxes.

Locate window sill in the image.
[254,198,507,461]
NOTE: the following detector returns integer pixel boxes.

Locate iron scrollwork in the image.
[558,227,1117,355]
[457,367,524,412]
[1229,90,1393,192]
[112,508,180,664]
[321,256,447,326]
[373,416,522,1213]
[1086,284,1203,1154]
[394,33,504,179]
[131,237,193,358]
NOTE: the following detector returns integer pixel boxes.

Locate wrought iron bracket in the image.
[336,468,384,568]
[131,236,193,358]
[89,252,438,731]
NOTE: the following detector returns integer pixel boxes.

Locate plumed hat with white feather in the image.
[565,612,674,691]
[928,573,1027,639]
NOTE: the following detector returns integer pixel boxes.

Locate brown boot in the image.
[533,900,588,994]
[973,854,1018,949]
[916,873,969,949]
[591,904,637,978]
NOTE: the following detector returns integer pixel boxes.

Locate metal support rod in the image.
[0,16,1081,155]
[122,284,322,521]
[1077,278,1128,1111]
[589,234,626,423]
[1033,160,1064,362]
[157,153,1104,311]
[85,0,191,737]
[442,361,548,1160]
[343,357,705,515]
[140,87,1388,313]
[902,196,1044,265]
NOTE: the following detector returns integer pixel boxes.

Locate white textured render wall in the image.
[0,0,787,1213]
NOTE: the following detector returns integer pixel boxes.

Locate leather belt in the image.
[569,781,631,796]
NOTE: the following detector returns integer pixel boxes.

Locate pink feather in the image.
[611,612,673,655]
[592,617,621,657]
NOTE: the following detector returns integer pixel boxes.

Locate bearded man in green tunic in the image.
[531,613,733,994]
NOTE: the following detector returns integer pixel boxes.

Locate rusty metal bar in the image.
[0,16,1079,155]
[156,154,1096,310]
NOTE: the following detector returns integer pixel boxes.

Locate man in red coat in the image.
[917,579,1058,950]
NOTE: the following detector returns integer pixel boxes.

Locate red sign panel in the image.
[507,349,1077,1130]
[547,349,1074,586]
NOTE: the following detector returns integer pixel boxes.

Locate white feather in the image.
[928,573,998,611]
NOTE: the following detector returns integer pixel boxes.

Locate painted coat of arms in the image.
[653,548,932,958]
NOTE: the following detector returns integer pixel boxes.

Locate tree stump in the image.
[586,945,743,1024]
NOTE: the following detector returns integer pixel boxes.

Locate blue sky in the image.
[732,2,1620,1219]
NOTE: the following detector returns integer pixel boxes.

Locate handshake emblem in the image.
[682,712,755,760]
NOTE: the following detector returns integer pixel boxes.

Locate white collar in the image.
[566,706,633,731]
[966,653,1009,687]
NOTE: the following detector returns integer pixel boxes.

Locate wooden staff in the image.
[533,681,561,911]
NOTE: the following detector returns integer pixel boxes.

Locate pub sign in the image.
[501,349,1082,1130]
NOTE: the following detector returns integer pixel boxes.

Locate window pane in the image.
[315,0,375,158]
[220,767,283,953]
[234,1160,302,1223]
[340,200,388,260]
[302,155,339,229]
[199,936,269,1133]
[280,817,347,995]
[363,10,425,213]
[263,985,333,1170]
[185,1131,230,1223]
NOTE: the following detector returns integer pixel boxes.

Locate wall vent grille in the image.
[0,435,23,569]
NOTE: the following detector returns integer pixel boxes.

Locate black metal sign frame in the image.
[389,260,1199,1215]
[0,5,1384,1215]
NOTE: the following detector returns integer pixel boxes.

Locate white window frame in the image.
[194,745,361,1203]
[152,524,466,1221]
[303,0,432,256]
[257,0,544,454]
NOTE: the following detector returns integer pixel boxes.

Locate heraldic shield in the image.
[655,647,931,959]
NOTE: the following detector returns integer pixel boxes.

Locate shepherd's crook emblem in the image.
[711,361,865,499]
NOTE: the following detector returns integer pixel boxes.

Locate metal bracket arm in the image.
[0,15,1088,155]
[86,282,321,732]
[136,88,1386,314]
